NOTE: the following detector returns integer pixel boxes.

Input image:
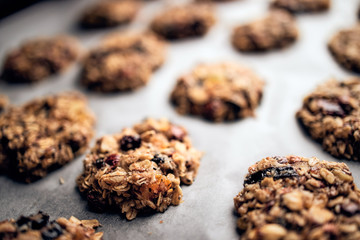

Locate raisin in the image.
[203,99,224,121]
[41,222,63,240]
[16,216,31,228]
[317,99,346,117]
[244,166,298,185]
[120,135,141,151]
[95,158,104,169]
[170,125,186,141]
[341,202,359,216]
[151,154,165,164]
[105,154,120,169]
[30,213,49,230]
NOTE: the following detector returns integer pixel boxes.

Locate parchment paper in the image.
[0,0,359,239]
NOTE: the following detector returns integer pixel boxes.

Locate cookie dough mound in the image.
[270,0,330,13]
[328,25,360,73]
[0,212,102,240]
[234,156,360,240]
[0,95,8,113]
[150,4,216,40]
[170,63,264,122]
[232,10,298,52]
[0,92,95,182]
[296,78,360,160]
[80,0,140,28]
[101,31,167,71]
[77,118,202,220]
[2,36,80,83]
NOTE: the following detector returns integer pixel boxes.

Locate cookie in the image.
[270,0,330,13]
[328,25,360,73]
[77,118,202,220]
[2,36,80,83]
[0,212,102,240]
[234,156,360,240]
[232,10,298,52]
[81,50,151,92]
[0,92,95,182]
[170,63,264,122]
[101,31,167,71]
[296,78,360,160]
[0,95,8,113]
[150,4,216,40]
[79,0,140,28]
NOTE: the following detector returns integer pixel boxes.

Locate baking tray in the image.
[0,0,359,239]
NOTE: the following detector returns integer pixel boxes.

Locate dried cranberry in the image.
[120,135,141,151]
[105,154,120,169]
[170,125,186,141]
[151,154,165,164]
[341,202,359,216]
[203,99,223,121]
[95,158,104,169]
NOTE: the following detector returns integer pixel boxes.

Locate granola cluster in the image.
[0,92,95,182]
[0,95,8,113]
[2,36,80,83]
[77,118,202,220]
[79,0,140,28]
[150,4,216,40]
[232,10,298,52]
[0,212,102,240]
[234,156,360,240]
[328,25,360,73]
[296,78,360,160]
[81,32,166,92]
[170,62,264,122]
[270,0,330,13]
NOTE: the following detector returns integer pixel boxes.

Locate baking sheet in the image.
[0,0,360,239]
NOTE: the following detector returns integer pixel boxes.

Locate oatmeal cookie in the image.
[234,155,360,240]
[328,25,360,73]
[270,0,330,13]
[0,95,8,113]
[77,118,202,220]
[232,10,298,52]
[150,4,216,40]
[2,36,80,83]
[0,212,102,240]
[170,63,264,122]
[0,92,95,182]
[79,0,140,28]
[296,78,360,160]
[101,31,167,71]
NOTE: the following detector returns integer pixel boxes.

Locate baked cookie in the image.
[232,10,298,52]
[296,78,360,160]
[150,4,216,40]
[79,0,140,28]
[2,36,80,83]
[170,63,264,122]
[0,212,102,240]
[77,118,202,220]
[0,95,8,113]
[101,31,167,71]
[270,0,330,13]
[0,92,95,182]
[234,155,360,240]
[328,25,360,73]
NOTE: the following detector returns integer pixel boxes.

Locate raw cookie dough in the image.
[0,92,95,182]
[150,4,216,40]
[2,36,80,83]
[170,62,264,122]
[0,212,102,240]
[232,10,298,52]
[77,118,202,220]
[328,25,360,73]
[79,0,140,28]
[297,78,360,160]
[234,156,360,240]
[270,0,330,13]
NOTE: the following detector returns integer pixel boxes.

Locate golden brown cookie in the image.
[270,0,330,13]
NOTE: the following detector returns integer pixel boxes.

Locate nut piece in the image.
[282,191,303,211]
[259,224,287,240]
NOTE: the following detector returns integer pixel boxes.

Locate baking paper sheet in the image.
[0,0,360,239]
